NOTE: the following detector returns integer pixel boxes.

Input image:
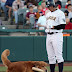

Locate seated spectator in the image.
[38,0,46,6]
[26,4,35,24]
[54,0,62,8]
[23,0,27,8]
[37,13,46,30]
[1,0,8,20]
[68,5,72,23]
[65,0,71,9]
[0,0,1,15]
[41,2,48,15]
[26,0,38,7]
[64,4,72,16]
[37,13,46,35]
[65,18,72,29]
[35,6,42,20]
[12,0,25,29]
[5,0,15,21]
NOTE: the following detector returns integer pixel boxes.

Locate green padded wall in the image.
[0,36,34,61]
[0,36,70,61]
[34,36,48,61]
[63,36,67,61]
[67,36,72,61]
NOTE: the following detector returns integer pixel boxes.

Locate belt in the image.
[47,32,58,35]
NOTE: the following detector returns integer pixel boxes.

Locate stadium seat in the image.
[62,2,66,8]
[23,9,29,28]
[30,16,35,29]
[60,8,67,12]
[33,9,38,12]
[23,12,27,28]
[18,9,25,23]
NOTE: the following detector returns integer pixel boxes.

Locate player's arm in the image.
[53,24,66,30]
[53,12,66,30]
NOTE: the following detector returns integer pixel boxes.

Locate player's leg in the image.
[52,33,64,72]
[46,34,56,72]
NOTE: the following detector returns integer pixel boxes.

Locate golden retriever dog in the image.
[1,49,48,72]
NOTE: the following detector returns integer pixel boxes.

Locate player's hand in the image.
[51,26,54,29]
[47,25,54,29]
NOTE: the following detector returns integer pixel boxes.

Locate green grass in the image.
[0,66,72,72]
[47,66,72,71]
[0,67,7,71]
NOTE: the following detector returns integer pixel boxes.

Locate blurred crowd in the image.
[0,0,72,30]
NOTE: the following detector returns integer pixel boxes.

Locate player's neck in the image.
[51,8,57,12]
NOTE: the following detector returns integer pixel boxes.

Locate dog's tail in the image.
[1,49,11,67]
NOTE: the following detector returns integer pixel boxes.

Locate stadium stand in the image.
[0,0,72,30]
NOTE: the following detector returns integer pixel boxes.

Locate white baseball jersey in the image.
[45,9,66,33]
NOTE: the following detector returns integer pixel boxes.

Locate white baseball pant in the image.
[46,33,64,64]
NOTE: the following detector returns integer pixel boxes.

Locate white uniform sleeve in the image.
[37,17,41,24]
[59,12,66,24]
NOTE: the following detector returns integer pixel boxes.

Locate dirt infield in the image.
[64,63,72,66]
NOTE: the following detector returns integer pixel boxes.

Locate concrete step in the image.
[2,21,10,25]
[0,12,5,17]
[2,25,29,29]
[9,32,29,36]
[62,2,66,8]
[0,17,4,21]
[4,25,22,29]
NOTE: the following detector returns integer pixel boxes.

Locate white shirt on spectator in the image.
[68,12,72,19]
[37,16,46,30]
[12,0,25,10]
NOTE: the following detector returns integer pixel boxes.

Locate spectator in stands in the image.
[5,0,14,21]
[37,12,46,35]
[26,0,38,7]
[54,0,62,9]
[1,0,8,20]
[35,6,42,28]
[26,4,35,24]
[65,18,72,29]
[0,3,1,16]
[0,0,2,16]
[65,0,71,9]
[41,2,48,15]
[68,5,72,23]
[22,0,27,8]
[35,6,42,20]
[64,4,72,16]
[38,0,46,5]
[12,0,25,29]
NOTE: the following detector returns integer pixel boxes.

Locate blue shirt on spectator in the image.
[5,0,15,7]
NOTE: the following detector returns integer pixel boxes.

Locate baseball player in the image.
[45,3,66,72]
